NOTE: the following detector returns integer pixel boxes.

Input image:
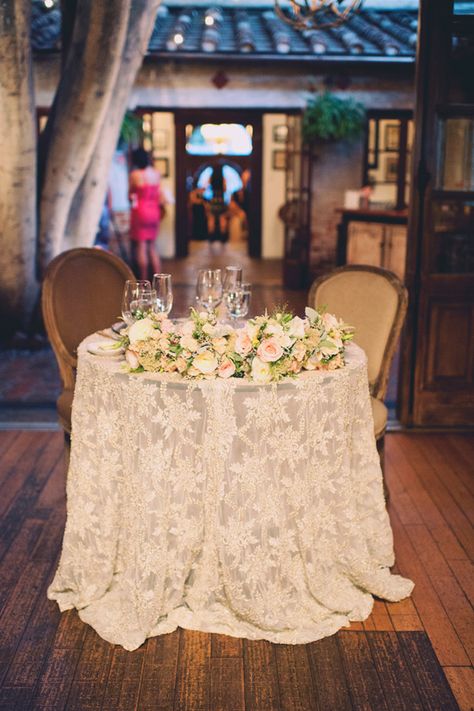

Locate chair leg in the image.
[377,434,389,502]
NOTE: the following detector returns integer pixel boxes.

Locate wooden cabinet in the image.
[338,209,407,280]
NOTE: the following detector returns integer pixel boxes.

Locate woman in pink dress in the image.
[129,148,163,280]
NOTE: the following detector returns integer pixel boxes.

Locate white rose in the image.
[128,317,156,345]
[323,312,340,331]
[251,356,272,384]
[179,320,195,336]
[288,316,306,339]
[202,322,216,337]
[180,335,199,352]
[212,337,228,355]
[245,322,259,341]
[320,337,340,359]
[292,340,307,362]
[193,350,218,374]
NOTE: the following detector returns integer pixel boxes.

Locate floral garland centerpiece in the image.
[121,307,354,384]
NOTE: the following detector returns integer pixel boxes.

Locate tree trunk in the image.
[38,0,131,273]
[64,0,161,252]
[0,0,37,334]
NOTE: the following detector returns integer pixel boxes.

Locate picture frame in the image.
[384,123,400,152]
[154,157,170,178]
[384,155,399,183]
[272,149,287,171]
[152,128,169,150]
[272,124,289,144]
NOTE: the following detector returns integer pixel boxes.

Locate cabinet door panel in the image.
[346,222,383,267]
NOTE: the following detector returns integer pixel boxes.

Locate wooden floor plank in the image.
[65,627,114,711]
[0,686,33,711]
[448,559,474,603]
[0,517,44,616]
[274,645,317,711]
[0,432,54,513]
[210,658,245,711]
[173,630,211,711]
[404,524,474,666]
[366,631,424,711]
[211,633,243,658]
[337,632,390,711]
[0,431,20,461]
[33,648,82,711]
[440,437,474,496]
[389,509,470,666]
[243,639,281,711]
[307,636,352,711]
[398,632,460,711]
[443,666,474,711]
[100,647,145,711]
[138,630,180,711]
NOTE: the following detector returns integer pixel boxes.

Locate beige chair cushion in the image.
[56,389,74,434]
[311,271,399,388]
[371,396,388,439]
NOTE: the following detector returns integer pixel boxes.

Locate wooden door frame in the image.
[174,108,264,257]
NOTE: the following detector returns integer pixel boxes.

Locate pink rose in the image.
[235,331,252,356]
[256,337,283,363]
[218,358,236,379]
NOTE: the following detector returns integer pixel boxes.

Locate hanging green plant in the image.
[302,92,366,145]
[119,111,143,147]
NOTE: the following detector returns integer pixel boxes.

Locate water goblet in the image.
[121,280,152,325]
[152,273,173,317]
[196,269,223,313]
[227,283,251,325]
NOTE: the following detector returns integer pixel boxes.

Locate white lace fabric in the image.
[48,338,413,651]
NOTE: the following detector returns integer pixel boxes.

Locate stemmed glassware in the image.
[196,269,223,313]
[121,280,155,326]
[152,273,173,317]
[226,282,251,324]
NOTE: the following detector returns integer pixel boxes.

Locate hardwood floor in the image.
[0,431,472,710]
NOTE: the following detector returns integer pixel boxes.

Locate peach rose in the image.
[256,337,283,363]
[218,358,236,379]
[125,349,140,369]
[235,331,253,356]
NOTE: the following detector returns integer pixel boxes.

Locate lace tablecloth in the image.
[48,336,413,651]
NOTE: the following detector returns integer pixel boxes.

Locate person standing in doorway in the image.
[129,148,163,280]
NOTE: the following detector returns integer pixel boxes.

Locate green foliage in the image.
[119,111,142,147]
[302,92,366,145]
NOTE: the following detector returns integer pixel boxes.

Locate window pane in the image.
[432,199,474,273]
[436,118,474,190]
[186,124,253,156]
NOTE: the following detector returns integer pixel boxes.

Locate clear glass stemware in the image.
[196,269,223,313]
[121,280,153,325]
[152,273,173,316]
[227,282,251,324]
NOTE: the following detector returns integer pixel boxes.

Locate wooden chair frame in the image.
[42,247,134,399]
[308,264,408,402]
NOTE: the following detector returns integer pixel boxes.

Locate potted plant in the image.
[302,91,366,146]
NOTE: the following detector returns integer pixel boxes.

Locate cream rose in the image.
[218,358,236,379]
[288,316,306,339]
[292,340,307,362]
[128,317,156,345]
[251,356,272,384]
[256,337,284,363]
[180,334,199,352]
[193,350,218,374]
[235,331,253,356]
[125,348,140,369]
[212,337,228,355]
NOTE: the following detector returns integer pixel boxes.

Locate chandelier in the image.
[274,0,362,31]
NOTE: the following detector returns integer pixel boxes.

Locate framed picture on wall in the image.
[154,157,170,178]
[384,124,400,151]
[384,155,399,182]
[272,124,288,144]
[152,129,169,150]
[272,149,287,170]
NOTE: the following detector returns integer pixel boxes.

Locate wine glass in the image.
[152,273,173,317]
[121,280,153,325]
[196,269,223,313]
[223,266,242,293]
[227,283,251,325]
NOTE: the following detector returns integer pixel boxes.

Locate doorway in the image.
[175,110,263,257]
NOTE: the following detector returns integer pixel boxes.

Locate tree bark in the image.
[0,0,37,333]
[64,0,161,252]
[38,0,131,273]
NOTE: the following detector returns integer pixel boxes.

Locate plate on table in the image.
[87,341,125,358]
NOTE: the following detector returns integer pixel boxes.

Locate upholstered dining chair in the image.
[308,265,408,494]
[42,248,134,436]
